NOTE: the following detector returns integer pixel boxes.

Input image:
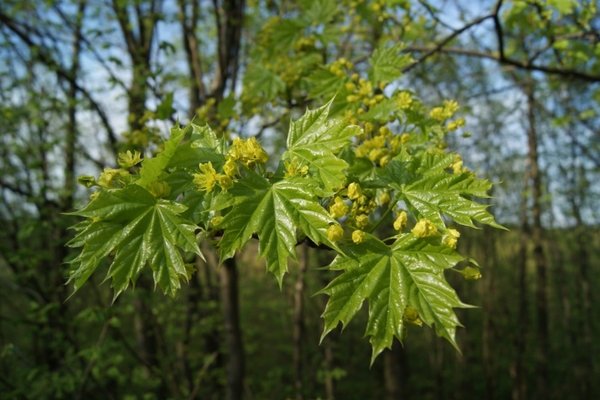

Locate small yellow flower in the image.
[284,159,309,178]
[443,99,459,116]
[403,306,423,326]
[223,158,238,177]
[396,91,413,109]
[429,107,446,121]
[442,228,460,249]
[354,214,369,229]
[379,155,391,167]
[118,150,143,168]
[193,162,219,193]
[393,211,408,231]
[327,224,344,242]
[451,156,464,174]
[228,137,268,166]
[411,219,438,238]
[98,168,129,188]
[460,266,482,280]
[378,191,391,205]
[347,182,362,200]
[217,174,233,191]
[352,230,365,244]
[329,197,349,219]
[447,117,465,132]
[368,148,386,163]
[210,215,224,228]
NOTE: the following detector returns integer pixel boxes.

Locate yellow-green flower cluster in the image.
[228,137,268,167]
[442,228,461,249]
[193,162,232,193]
[450,155,465,174]
[284,158,309,178]
[347,182,362,200]
[98,168,130,188]
[329,196,349,219]
[118,150,142,169]
[459,266,482,280]
[393,211,408,231]
[430,100,460,121]
[327,224,344,242]
[447,117,465,132]
[345,77,386,112]
[354,126,409,167]
[396,91,413,110]
[329,58,354,78]
[352,229,365,244]
[411,219,438,238]
[403,305,423,326]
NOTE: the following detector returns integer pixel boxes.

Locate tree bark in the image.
[511,173,529,400]
[219,258,245,400]
[524,81,549,400]
[383,342,407,400]
[482,228,497,400]
[292,244,309,400]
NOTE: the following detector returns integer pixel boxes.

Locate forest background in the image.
[0,0,598,399]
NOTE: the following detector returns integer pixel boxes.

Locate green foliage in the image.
[67,184,202,298]
[320,233,468,363]
[68,92,501,359]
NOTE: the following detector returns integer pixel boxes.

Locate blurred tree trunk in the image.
[220,258,245,400]
[292,244,309,400]
[177,0,206,113]
[322,337,336,400]
[111,0,159,134]
[568,157,593,398]
[482,227,497,400]
[383,342,407,400]
[512,168,529,400]
[524,81,549,400]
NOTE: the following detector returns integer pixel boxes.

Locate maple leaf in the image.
[320,233,469,363]
[284,100,360,194]
[380,153,505,229]
[67,185,202,298]
[216,172,336,285]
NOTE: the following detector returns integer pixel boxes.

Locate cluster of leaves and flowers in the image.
[67,3,503,361]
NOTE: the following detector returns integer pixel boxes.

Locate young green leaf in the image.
[284,100,360,193]
[368,43,413,84]
[216,172,336,285]
[320,233,468,363]
[67,185,202,298]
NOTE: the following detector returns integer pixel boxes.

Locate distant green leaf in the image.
[369,43,413,83]
[67,185,202,298]
[155,92,174,120]
[244,65,286,101]
[301,0,338,25]
[320,234,467,363]
[306,68,347,100]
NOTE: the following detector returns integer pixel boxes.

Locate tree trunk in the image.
[569,162,593,399]
[511,173,529,400]
[525,81,549,400]
[482,228,497,400]
[219,258,245,400]
[292,244,309,400]
[383,342,407,400]
[322,337,335,400]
